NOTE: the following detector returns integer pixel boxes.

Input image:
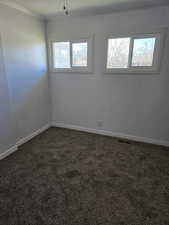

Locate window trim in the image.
[49,37,93,73]
[104,30,166,74]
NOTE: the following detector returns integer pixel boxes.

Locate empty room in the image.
[0,0,169,224]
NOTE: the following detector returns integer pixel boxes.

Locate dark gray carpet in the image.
[0,127,169,225]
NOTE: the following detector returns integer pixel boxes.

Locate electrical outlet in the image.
[97,121,103,128]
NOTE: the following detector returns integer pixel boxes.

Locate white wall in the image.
[47,6,169,144]
[0,4,50,154]
[0,37,14,153]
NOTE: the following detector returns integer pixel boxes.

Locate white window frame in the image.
[49,37,93,73]
[105,30,166,74]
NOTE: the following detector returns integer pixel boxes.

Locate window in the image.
[72,42,88,67]
[131,38,156,67]
[50,38,93,73]
[107,38,130,69]
[53,42,70,69]
[106,32,163,73]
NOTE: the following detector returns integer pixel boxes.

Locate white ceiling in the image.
[1,0,169,18]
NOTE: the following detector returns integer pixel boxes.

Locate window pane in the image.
[53,42,70,68]
[107,38,130,69]
[72,42,88,67]
[132,38,156,67]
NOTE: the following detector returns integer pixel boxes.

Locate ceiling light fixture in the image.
[63,0,69,15]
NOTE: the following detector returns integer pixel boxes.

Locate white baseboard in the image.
[0,123,51,161]
[1,122,168,161]
[0,145,18,161]
[52,122,169,147]
[17,123,51,146]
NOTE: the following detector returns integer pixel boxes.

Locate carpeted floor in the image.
[0,127,169,225]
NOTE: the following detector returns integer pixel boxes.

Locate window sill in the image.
[104,68,160,75]
[50,68,93,74]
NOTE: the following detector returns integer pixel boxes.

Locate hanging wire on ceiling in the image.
[63,0,69,15]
